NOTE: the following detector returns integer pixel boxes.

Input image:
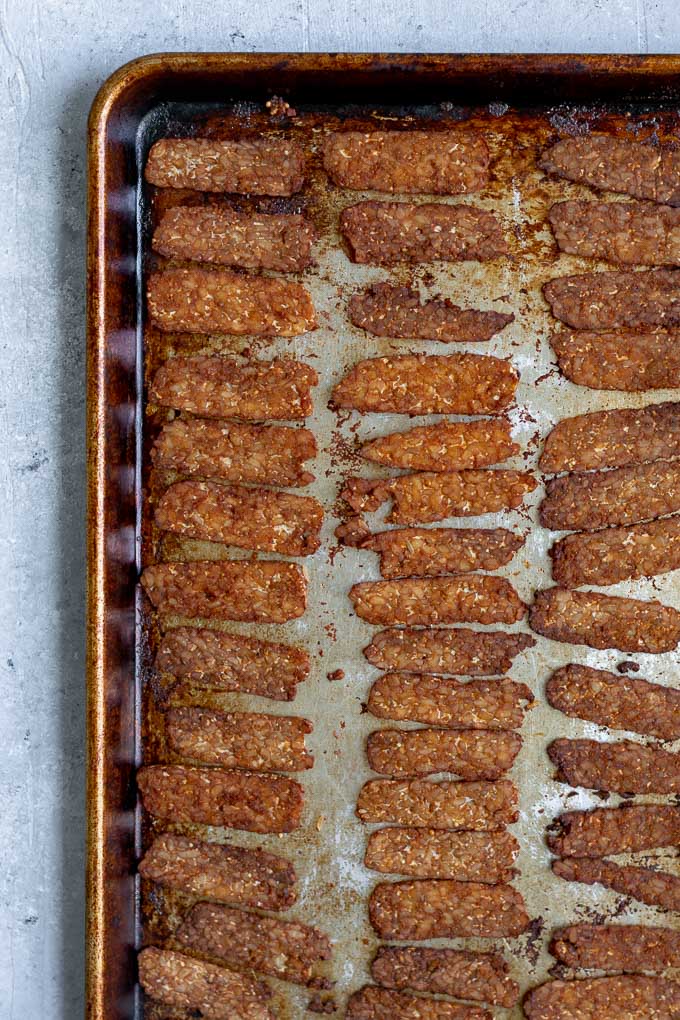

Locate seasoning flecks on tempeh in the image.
[369,880,530,940]
[166,706,313,772]
[346,985,491,1020]
[550,329,680,392]
[147,267,316,336]
[141,560,307,624]
[356,777,518,830]
[350,576,526,627]
[548,199,680,266]
[365,827,519,882]
[138,832,297,909]
[145,136,306,195]
[371,946,520,1008]
[365,628,536,675]
[331,353,518,416]
[152,206,316,271]
[548,804,680,857]
[553,856,680,912]
[367,673,534,730]
[548,737,680,795]
[366,727,522,780]
[360,419,519,471]
[155,481,323,556]
[149,355,318,421]
[176,902,331,986]
[550,923,680,973]
[524,975,680,1020]
[550,516,680,587]
[349,283,514,342]
[543,269,680,331]
[323,130,490,194]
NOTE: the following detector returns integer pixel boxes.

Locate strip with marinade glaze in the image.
[349,576,526,627]
[356,777,518,830]
[346,985,491,1020]
[548,199,680,266]
[365,629,535,675]
[372,946,518,1008]
[543,269,680,331]
[550,923,680,973]
[550,329,680,391]
[145,136,306,195]
[524,974,680,1020]
[360,419,519,471]
[553,857,680,912]
[367,728,522,780]
[547,804,680,857]
[550,516,680,587]
[367,673,534,730]
[548,737,680,795]
[366,827,519,882]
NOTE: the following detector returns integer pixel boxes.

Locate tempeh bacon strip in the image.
[550,329,680,392]
[524,975,680,1020]
[548,737,680,795]
[543,269,680,331]
[367,673,534,730]
[548,199,680,266]
[349,575,526,626]
[547,804,680,857]
[360,419,519,471]
[371,945,520,1007]
[550,515,680,587]
[553,857,680,912]
[365,827,519,882]
[346,986,491,1020]
[366,728,522,780]
[364,629,535,676]
[550,923,680,973]
[356,777,518,830]
[145,137,306,195]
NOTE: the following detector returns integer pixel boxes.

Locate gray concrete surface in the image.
[1,1,679,1016]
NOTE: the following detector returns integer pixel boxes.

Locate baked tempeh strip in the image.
[137,764,303,832]
[148,267,316,336]
[349,576,526,626]
[369,880,530,940]
[530,587,680,653]
[540,461,680,531]
[141,560,307,624]
[367,673,534,730]
[156,627,309,702]
[543,269,680,331]
[548,737,680,795]
[149,356,318,421]
[548,804,680,857]
[346,986,491,1020]
[342,470,537,525]
[548,199,680,266]
[553,857,680,912]
[166,706,313,772]
[546,664,680,740]
[551,516,680,587]
[550,329,680,392]
[145,137,305,195]
[332,353,518,416]
[550,923,680,973]
[367,728,522,780]
[323,130,490,194]
[364,629,536,675]
[524,975,680,1020]
[176,902,331,985]
[539,135,680,206]
[360,420,519,471]
[539,401,680,474]
[372,946,519,1007]
[152,206,316,271]
[365,827,519,882]
[356,778,518,830]
[138,832,297,909]
[155,481,323,556]
[152,419,317,487]
[138,947,272,1020]
[349,283,513,342]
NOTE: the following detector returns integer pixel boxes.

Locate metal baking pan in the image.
[87,53,680,1020]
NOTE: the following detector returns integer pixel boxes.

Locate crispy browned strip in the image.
[369,880,529,940]
[364,629,536,676]
[550,329,680,391]
[356,778,518,830]
[141,560,307,624]
[540,401,680,474]
[549,200,680,266]
[540,135,680,206]
[137,764,303,833]
[546,664,680,740]
[349,283,513,342]
[554,857,680,912]
[176,902,330,985]
[350,576,526,627]
[551,516,680,586]
[548,737,680,795]
[148,267,316,336]
[149,356,318,421]
[343,471,536,525]
[544,269,680,331]
[138,947,272,1020]
[145,137,305,195]
[346,986,491,1020]
[524,974,680,1020]
[548,804,680,857]
[360,420,519,471]
[152,419,317,487]
[167,707,313,772]
[372,946,519,1008]
[530,588,680,653]
[138,833,297,909]
[156,627,309,702]
[152,206,316,271]
[551,923,680,973]
[155,481,323,556]
[365,827,518,882]
[368,673,534,730]
[366,728,521,780]
[323,130,490,194]
[332,353,518,416]
[540,462,680,531]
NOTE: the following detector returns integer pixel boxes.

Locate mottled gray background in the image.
[1,2,679,1016]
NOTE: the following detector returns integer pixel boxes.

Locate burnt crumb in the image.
[618,660,641,673]
[308,977,335,990]
[266,96,297,118]
[522,916,546,967]
[307,994,337,1013]
[327,670,345,682]
[549,962,572,980]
